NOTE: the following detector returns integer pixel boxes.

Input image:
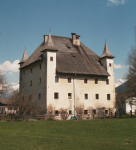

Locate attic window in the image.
[71,53,76,57]
[66,43,71,49]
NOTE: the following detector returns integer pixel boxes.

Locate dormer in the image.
[71,33,80,46]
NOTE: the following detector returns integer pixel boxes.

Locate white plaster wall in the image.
[47,52,115,115]
[20,60,47,112]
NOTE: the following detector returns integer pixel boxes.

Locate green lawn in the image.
[0,118,136,150]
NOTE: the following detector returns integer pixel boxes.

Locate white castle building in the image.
[19,32,115,116]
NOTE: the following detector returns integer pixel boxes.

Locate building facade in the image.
[19,32,115,116]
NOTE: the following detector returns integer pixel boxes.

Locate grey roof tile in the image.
[20,35,110,76]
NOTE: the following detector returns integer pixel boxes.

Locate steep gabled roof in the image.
[20,34,109,76]
[100,41,115,58]
[19,48,28,64]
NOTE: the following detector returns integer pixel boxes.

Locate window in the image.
[67,77,71,83]
[30,80,32,86]
[84,110,88,114]
[39,78,41,84]
[68,93,72,99]
[39,93,41,100]
[69,110,72,115]
[106,79,109,85]
[105,110,108,114]
[50,57,53,61]
[96,94,99,99]
[54,93,59,99]
[39,64,41,70]
[84,78,88,84]
[55,110,59,115]
[93,110,96,114]
[23,82,25,88]
[95,79,98,84]
[30,68,32,73]
[55,76,59,83]
[23,71,25,76]
[107,94,110,100]
[109,63,111,67]
[85,94,88,99]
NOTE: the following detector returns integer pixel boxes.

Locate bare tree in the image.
[0,71,8,97]
[115,93,126,115]
[47,104,55,120]
[75,104,84,120]
[10,90,43,120]
[59,108,69,120]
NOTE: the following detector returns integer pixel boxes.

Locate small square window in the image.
[84,78,88,84]
[107,94,110,100]
[55,76,59,83]
[69,110,72,115]
[84,110,88,114]
[55,110,59,115]
[85,94,88,99]
[30,68,32,73]
[39,93,41,100]
[50,57,53,61]
[68,93,72,99]
[67,77,71,83]
[30,80,32,86]
[109,63,111,67]
[54,93,59,99]
[105,110,108,114]
[95,79,98,84]
[39,64,41,70]
[106,79,109,85]
[23,71,25,76]
[93,110,96,114]
[39,78,41,84]
[96,94,99,99]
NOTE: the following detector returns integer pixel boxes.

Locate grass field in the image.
[0,118,136,150]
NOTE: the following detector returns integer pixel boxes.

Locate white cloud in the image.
[114,64,129,69]
[107,0,126,6]
[0,60,20,72]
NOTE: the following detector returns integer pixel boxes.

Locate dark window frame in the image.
[55,110,59,115]
[95,78,98,84]
[50,57,53,61]
[54,93,59,99]
[105,110,108,114]
[84,110,88,114]
[84,78,88,84]
[30,68,32,73]
[109,63,112,67]
[69,110,72,115]
[68,93,72,99]
[67,77,71,83]
[106,79,109,85]
[55,76,59,83]
[30,80,32,86]
[93,110,96,114]
[39,64,41,70]
[39,78,41,84]
[85,94,88,99]
[39,93,41,100]
[107,94,110,100]
[96,94,99,99]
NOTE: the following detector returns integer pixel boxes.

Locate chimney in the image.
[44,35,48,43]
[71,33,80,46]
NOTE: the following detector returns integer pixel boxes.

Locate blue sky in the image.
[0,0,136,83]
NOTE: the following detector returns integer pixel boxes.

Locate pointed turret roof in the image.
[19,47,28,64]
[100,41,115,58]
[42,32,58,52]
